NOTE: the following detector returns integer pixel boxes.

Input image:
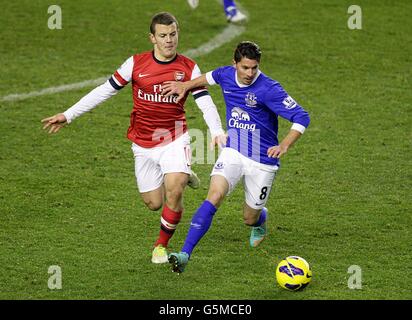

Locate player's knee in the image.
[165,188,184,207]
[206,190,225,207]
[144,200,162,211]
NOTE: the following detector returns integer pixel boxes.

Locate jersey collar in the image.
[152,50,178,64]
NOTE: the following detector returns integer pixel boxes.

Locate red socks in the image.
[154,205,182,248]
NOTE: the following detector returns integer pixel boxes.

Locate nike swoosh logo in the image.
[223,90,231,93]
[138,73,150,78]
[255,202,264,206]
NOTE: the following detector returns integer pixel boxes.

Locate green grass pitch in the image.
[0,0,410,299]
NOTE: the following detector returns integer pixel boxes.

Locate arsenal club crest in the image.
[174,71,185,81]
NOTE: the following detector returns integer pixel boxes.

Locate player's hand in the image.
[267,144,288,158]
[41,113,67,134]
[161,81,187,102]
[210,133,227,150]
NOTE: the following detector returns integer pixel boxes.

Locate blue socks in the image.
[182,200,217,257]
[180,202,266,257]
[253,207,267,227]
[223,0,237,17]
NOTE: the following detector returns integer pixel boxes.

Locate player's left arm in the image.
[190,65,226,149]
[267,128,302,158]
[266,84,310,158]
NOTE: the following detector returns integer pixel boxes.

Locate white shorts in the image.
[211,147,278,210]
[131,132,192,193]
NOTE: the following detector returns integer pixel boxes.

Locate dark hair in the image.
[234,41,261,63]
[150,12,179,34]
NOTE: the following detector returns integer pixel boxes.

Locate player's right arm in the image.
[41,57,133,134]
[163,69,227,148]
[161,74,209,102]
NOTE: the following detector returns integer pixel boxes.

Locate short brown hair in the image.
[234,41,262,63]
[150,12,179,34]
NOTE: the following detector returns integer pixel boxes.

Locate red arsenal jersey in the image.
[111,51,206,148]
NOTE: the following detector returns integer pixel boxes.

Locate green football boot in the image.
[250,208,268,247]
[168,252,189,274]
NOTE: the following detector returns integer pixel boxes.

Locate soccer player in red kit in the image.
[42,12,226,264]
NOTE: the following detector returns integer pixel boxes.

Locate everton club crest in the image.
[245,92,257,107]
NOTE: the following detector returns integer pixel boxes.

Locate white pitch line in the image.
[1,23,246,102]
[0,77,110,102]
[184,24,245,59]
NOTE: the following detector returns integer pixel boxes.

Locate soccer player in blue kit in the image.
[187,0,247,23]
[161,41,310,273]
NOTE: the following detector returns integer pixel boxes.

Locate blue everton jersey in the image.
[209,66,310,166]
